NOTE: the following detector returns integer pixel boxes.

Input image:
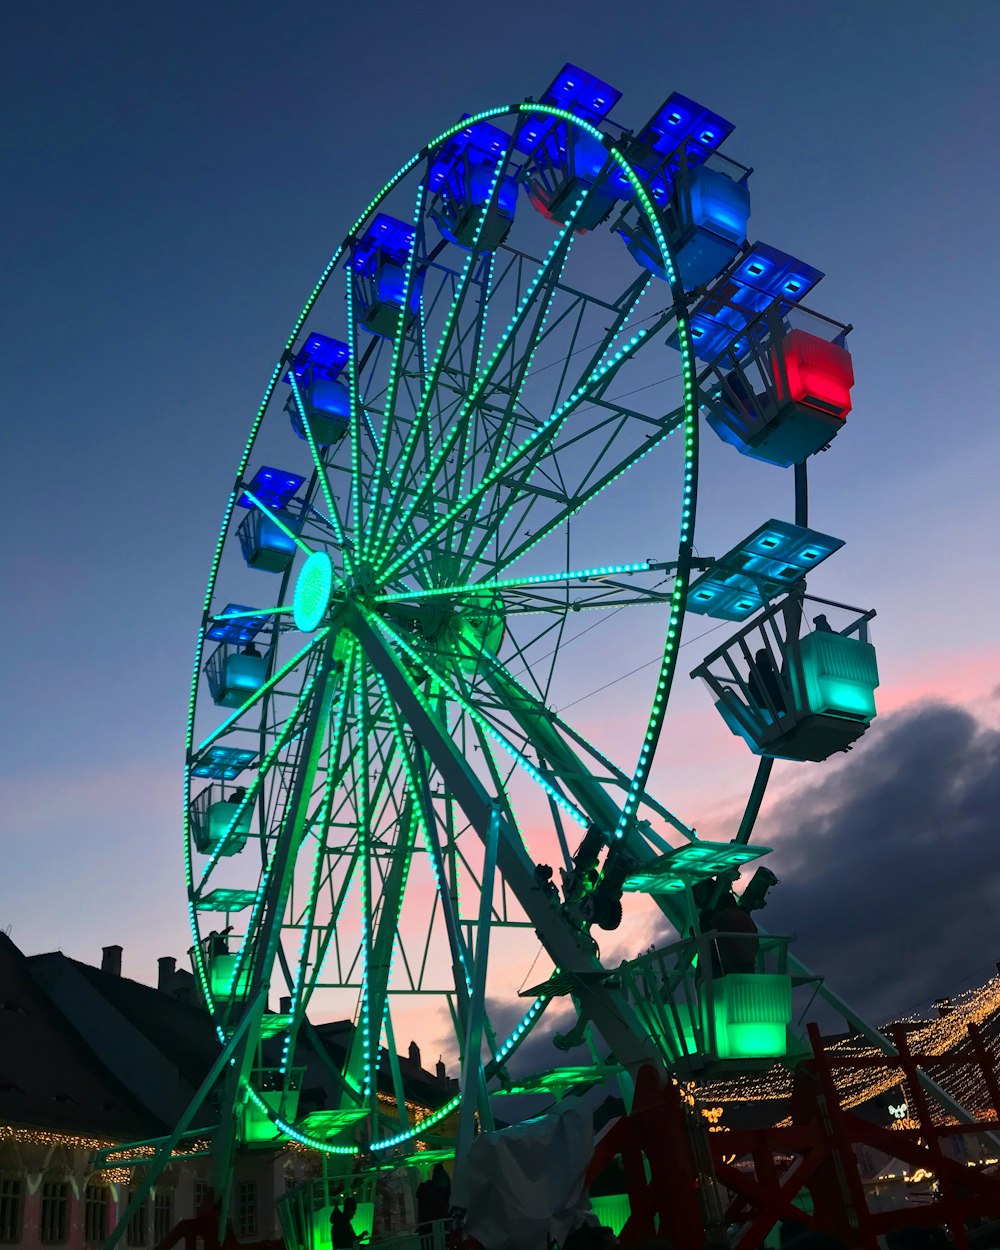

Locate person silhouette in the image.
[330,1196,359,1248]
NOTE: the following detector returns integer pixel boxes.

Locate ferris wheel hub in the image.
[292,550,334,632]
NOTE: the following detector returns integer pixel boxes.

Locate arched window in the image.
[0,1171,24,1244]
[40,1174,70,1245]
[84,1180,111,1245]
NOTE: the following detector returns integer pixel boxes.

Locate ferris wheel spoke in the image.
[368,164,512,565]
[379,305,660,585]
[436,276,661,579]
[375,674,501,1067]
[375,559,670,608]
[211,605,294,622]
[359,182,429,562]
[195,628,331,756]
[287,372,354,576]
[479,645,696,841]
[285,651,356,1037]
[371,613,590,832]
[374,195,592,576]
[492,405,684,577]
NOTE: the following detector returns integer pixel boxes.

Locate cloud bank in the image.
[761,698,1000,1022]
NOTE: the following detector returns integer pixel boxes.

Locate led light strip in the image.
[375,560,654,604]
[361,180,429,565]
[369,155,510,565]
[195,629,330,755]
[241,488,313,555]
[375,189,588,577]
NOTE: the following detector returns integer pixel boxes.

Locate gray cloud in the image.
[760,699,1000,1022]
[467,700,1000,1097]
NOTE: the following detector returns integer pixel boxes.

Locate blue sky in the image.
[2,1,998,1018]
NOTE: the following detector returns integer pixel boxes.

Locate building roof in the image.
[38,952,221,1090]
[0,933,155,1140]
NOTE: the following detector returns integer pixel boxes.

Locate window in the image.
[153,1192,174,1244]
[236,1181,256,1238]
[40,1180,69,1244]
[125,1192,147,1247]
[84,1184,109,1244]
[0,1176,23,1244]
[193,1182,210,1216]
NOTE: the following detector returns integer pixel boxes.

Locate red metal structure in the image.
[589,1023,1000,1249]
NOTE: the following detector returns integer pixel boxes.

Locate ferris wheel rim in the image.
[183,99,705,1158]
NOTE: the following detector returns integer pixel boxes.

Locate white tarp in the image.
[452,1102,595,1250]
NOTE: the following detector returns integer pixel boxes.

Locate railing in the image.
[618,931,794,1067]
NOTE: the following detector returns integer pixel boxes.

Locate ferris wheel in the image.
[181,63,879,1195]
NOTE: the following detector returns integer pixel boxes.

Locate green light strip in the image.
[369,157,508,565]
[287,373,353,579]
[361,180,428,565]
[375,182,586,577]
[195,629,330,755]
[212,606,293,622]
[346,270,364,560]
[185,361,286,1007]
[378,678,472,995]
[375,560,653,604]
[356,666,374,1101]
[241,488,313,555]
[379,322,650,583]
[289,651,354,1027]
[607,165,698,840]
[370,613,589,829]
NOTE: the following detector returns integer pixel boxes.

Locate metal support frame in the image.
[349,605,662,1076]
[455,806,501,1164]
[98,989,264,1250]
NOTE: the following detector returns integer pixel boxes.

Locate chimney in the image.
[280,996,292,1013]
[408,1041,421,1068]
[157,957,176,991]
[435,1057,446,1082]
[101,945,122,977]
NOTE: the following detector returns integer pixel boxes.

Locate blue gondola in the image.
[282,333,352,445]
[625,165,750,290]
[350,214,424,339]
[236,466,305,572]
[237,506,302,573]
[429,118,518,249]
[615,92,749,289]
[521,64,624,231]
